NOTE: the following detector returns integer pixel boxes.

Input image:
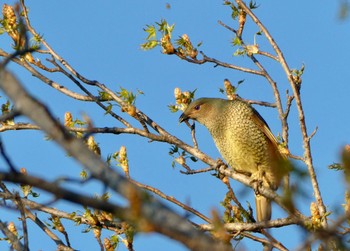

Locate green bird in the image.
[179,98,288,221]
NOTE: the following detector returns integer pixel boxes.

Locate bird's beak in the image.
[179,113,188,123]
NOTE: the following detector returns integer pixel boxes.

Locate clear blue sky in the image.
[1,1,350,250]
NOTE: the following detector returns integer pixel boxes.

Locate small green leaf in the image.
[190,156,197,162]
[156,19,175,36]
[105,103,113,114]
[229,4,240,19]
[249,1,259,9]
[169,145,179,155]
[80,169,88,179]
[141,40,159,51]
[168,104,179,113]
[237,79,245,85]
[232,36,242,46]
[328,163,343,171]
[144,24,157,40]
[30,191,40,198]
[233,48,246,56]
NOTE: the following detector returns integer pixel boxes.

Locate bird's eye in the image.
[194,105,201,110]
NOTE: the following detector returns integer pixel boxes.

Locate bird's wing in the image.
[251,107,290,189]
[250,108,288,160]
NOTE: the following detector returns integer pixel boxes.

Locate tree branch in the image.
[0,69,233,251]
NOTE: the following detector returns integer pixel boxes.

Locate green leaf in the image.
[105,103,113,114]
[118,87,137,105]
[232,36,241,46]
[229,4,240,19]
[328,163,343,171]
[175,36,185,47]
[143,24,157,40]
[169,145,179,155]
[237,79,245,85]
[141,40,159,51]
[156,19,175,36]
[0,27,6,35]
[249,1,259,9]
[99,91,112,100]
[190,156,198,162]
[30,191,40,198]
[233,48,246,56]
[168,104,179,113]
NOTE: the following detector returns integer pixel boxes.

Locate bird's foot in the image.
[214,158,227,170]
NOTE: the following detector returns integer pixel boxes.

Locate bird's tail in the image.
[255,194,271,222]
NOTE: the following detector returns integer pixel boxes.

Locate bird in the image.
[179,97,288,222]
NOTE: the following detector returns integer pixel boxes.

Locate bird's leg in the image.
[214,158,228,180]
[250,169,265,195]
[214,158,227,170]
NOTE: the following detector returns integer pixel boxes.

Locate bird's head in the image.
[179,98,226,126]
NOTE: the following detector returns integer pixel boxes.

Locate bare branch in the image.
[0,69,233,251]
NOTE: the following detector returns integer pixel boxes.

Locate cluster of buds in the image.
[118,146,129,178]
[1,100,15,126]
[173,87,193,112]
[121,104,137,118]
[64,112,73,127]
[104,237,116,251]
[291,65,305,92]
[232,205,244,222]
[93,227,102,241]
[51,215,66,234]
[223,79,238,100]
[177,34,198,59]
[310,202,322,229]
[160,34,175,54]
[97,210,113,222]
[7,222,18,237]
[20,168,32,198]
[2,4,35,63]
[174,155,185,166]
[237,9,246,37]
[84,208,100,227]
[245,44,259,56]
[2,4,22,47]
[87,136,101,156]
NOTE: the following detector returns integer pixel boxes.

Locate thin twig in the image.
[25,209,74,250]
[0,220,24,251]
[0,137,18,173]
[218,19,287,145]
[14,193,29,250]
[235,0,326,224]
[131,179,211,223]
[185,120,198,149]
[180,166,215,175]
